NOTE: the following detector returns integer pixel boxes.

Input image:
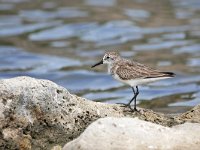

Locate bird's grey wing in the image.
[116,61,167,80]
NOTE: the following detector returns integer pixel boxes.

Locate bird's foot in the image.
[116,102,129,107]
[131,107,139,112]
[128,106,139,112]
[117,103,139,112]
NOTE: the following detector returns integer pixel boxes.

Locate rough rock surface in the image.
[0,76,199,150]
[175,104,200,123]
[63,117,200,150]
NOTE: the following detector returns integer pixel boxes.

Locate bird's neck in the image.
[107,63,115,75]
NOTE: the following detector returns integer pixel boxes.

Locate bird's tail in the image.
[160,72,175,77]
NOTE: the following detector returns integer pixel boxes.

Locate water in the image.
[0,0,200,113]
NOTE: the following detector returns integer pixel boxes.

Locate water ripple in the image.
[29,22,97,41]
[0,21,62,37]
[20,7,88,22]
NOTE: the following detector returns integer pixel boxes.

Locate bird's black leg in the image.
[117,87,135,106]
[127,87,136,106]
[117,86,139,112]
[126,86,139,111]
[133,86,139,111]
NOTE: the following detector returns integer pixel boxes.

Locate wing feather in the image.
[115,60,170,80]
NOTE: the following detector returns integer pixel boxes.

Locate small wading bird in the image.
[91,51,175,111]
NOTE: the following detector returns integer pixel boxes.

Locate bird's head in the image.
[91,51,120,68]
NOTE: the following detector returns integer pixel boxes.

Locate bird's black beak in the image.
[91,59,103,68]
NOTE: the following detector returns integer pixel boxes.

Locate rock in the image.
[63,117,200,150]
[0,76,199,149]
[51,145,62,150]
[175,104,200,123]
[0,76,172,150]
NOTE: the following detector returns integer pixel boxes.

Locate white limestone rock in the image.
[63,117,200,150]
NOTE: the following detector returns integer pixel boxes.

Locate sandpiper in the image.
[91,51,175,111]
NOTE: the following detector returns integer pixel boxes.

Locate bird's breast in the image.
[109,65,121,80]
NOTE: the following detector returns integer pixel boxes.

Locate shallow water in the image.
[0,0,200,113]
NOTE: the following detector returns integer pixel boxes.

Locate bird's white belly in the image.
[112,74,171,87]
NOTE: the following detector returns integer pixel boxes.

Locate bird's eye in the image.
[106,56,110,59]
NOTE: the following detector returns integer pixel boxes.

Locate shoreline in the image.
[0,76,199,150]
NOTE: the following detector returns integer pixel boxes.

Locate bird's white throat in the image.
[107,63,113,75]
